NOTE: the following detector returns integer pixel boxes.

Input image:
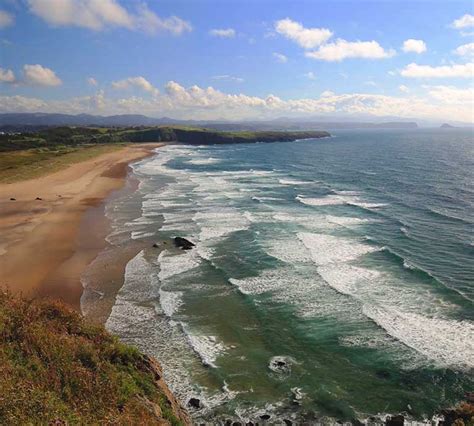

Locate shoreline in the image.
[0,143,163,310]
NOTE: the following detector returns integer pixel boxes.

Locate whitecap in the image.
[296,195,345,206]
[298,232,378,265]
[279,178,311,185]
[158,249,201,281]
[159,288,183,317]
[325,215,372,227]
[184,329,227,368]
[363,305,474,370]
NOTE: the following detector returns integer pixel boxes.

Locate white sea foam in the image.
[279,179,311,185]
[347,201,387,209]
[106,251,220,412]
[364,305,474,370]
[194,209,250,241]
[187,157,221,165]
[130,231,155,240]
[184,330,227,368]
[298,232,378,265]
[296,195,345,206]
[252,196,284,202]
[296,193,387,212]
[334,190,361,196]
[317,264,382,296]
[158,249,201,281]
[325,215,371,227]
[262,238,313,264]
[159,288,183,317]
[229,271,285,296]
[229,266,353,319]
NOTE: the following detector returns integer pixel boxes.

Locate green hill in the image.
[0,292,190,425]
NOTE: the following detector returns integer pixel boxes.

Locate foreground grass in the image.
[0,292,184,425]
[0,144,124,183]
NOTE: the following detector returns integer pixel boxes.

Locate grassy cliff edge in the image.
[0,291,190,425]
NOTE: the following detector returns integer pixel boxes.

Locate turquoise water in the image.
[104,129,473,423]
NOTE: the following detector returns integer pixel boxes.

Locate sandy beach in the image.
[0,143,162,310]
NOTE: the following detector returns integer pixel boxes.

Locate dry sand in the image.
[0,143,162,310]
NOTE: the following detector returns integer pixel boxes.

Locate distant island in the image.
[440,123,456,129]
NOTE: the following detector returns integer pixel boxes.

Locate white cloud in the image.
[402,39,427,54]
[304,71,316,80]
[401,62,474,78]
[399,85,410,93]
[0,10,14,28]
[111,76,159,95]
[451,14,474,29]
[454,42,474,57]
[0,67,15,83]
[273,52,288,63]
[306,39,395,61]
[134,4,191,35]
[427,85,474,104]
[274,18,332,49]
[23,64,62,86]
[87,77,98,86]
[27,0,191,35]
[320,90,335,97]
[211,75,244,83]
[209,28,235,38]
[1,82,472,123]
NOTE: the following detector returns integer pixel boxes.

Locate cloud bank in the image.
[401,62,473,78]
[1,80,471,123]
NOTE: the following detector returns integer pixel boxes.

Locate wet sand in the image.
[0,143,162,310]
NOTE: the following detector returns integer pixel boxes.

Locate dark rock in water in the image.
[10,198,16,201]
[283,420,293,426]
[152,243,160,248]
[351,419,364,426]
[259,414,271,420]
[268,356,293,374]
[187,397,201,409]
[232,423,242,426]
[386,415,404,426]
[376,369,391,379]
[246,422,255,426]
[173,236,195,250]
[35,197,42,200]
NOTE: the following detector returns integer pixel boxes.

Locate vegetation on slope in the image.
[0,144,124,183]
[0,125,330,152]
[0,292,189,425]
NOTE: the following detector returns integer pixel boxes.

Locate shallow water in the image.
[101,129,474,423]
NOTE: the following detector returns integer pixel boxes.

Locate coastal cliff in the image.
[0,291,190,425]
[0,126,330,152]
[124,126,330,144]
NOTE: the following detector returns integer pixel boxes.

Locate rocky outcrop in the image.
[143,355,192,425]
[174,236,195,250]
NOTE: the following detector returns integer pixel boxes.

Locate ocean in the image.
[91,129,474,423]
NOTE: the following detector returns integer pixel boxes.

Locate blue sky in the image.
[0,0,473,122]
